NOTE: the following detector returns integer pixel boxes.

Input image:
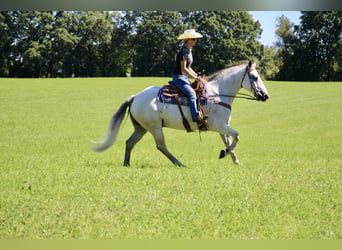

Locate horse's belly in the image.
[157,102,197,131]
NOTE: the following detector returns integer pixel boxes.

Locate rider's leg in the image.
[173,76,199,122]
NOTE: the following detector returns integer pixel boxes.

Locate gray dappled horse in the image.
[93,61,269,167]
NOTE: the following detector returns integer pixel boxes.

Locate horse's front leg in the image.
[211,121,239,161]
[220,134,240,165]
[219,133,239,160]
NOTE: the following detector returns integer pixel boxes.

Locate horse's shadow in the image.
[88,161,159,169]
[94,161,183,169]
[136,162,184,169]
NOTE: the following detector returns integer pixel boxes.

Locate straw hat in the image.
[177,29,203,40]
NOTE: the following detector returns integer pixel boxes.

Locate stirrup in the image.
[195,116,208,131]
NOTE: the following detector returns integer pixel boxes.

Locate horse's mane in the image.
[206,61,249,82]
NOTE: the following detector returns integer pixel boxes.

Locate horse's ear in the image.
[248,60,252,68]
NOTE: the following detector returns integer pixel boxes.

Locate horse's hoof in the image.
[219,150,226,159]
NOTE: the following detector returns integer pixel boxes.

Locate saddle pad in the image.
[157,85,207,106]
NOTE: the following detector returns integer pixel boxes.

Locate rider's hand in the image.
[196,76,203,82]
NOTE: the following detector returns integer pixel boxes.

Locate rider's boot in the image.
[194,115,208,131]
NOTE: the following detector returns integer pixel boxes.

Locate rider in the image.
[172,29,207,128]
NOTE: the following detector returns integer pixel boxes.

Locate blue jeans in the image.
[172,75,198,122]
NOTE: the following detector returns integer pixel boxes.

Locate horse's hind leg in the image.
[220,134,240,165]
[124,120,147,166]
[150,128,185,167]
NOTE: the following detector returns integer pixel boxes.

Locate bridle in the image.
[209,65,258,101]
[238,66,259,100]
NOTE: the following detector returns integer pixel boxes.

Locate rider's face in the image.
[185,38,197,47]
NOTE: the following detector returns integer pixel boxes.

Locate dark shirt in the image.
[173,46,193,75]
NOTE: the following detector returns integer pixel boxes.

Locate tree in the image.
[275,15,294,53]
[106,11,138,76]
[18,11,55,77]
[0,12,15,76]
[274,15,295,81]
[49,11,80,77]
[258,46,281,80]
[299,11,342,81]
[131,11,185,76]
[277,11,342,81]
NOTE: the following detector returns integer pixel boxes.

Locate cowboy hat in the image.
[177,29,203,40]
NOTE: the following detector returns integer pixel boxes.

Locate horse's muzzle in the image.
[256,91,270,102]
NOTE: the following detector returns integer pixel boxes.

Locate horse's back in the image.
[131,86,160,109]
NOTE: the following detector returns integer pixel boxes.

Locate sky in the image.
[249,11,302,47]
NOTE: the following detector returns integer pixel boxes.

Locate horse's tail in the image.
[92,95,135,152]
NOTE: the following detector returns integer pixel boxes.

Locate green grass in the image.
[0,78,341,239]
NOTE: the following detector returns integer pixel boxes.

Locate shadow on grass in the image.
[136,162,187,169]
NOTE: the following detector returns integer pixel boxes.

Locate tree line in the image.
[0,11,262,78]
[274,11,342,81]
[0,11,341,81]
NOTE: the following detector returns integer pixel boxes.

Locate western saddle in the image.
[160,77,208,132]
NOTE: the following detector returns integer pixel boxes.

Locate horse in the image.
[93,60,269,167]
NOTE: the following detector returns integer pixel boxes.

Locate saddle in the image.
[157,78,208,132]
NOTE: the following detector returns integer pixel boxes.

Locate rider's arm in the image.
[180,60,199,80]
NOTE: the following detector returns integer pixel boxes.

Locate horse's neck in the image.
[206,67,243,105]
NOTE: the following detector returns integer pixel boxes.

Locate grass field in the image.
[0,78,341,239]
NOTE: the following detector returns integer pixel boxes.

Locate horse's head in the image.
[241,61,270,102]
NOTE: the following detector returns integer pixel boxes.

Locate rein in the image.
[209,93,257,101]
